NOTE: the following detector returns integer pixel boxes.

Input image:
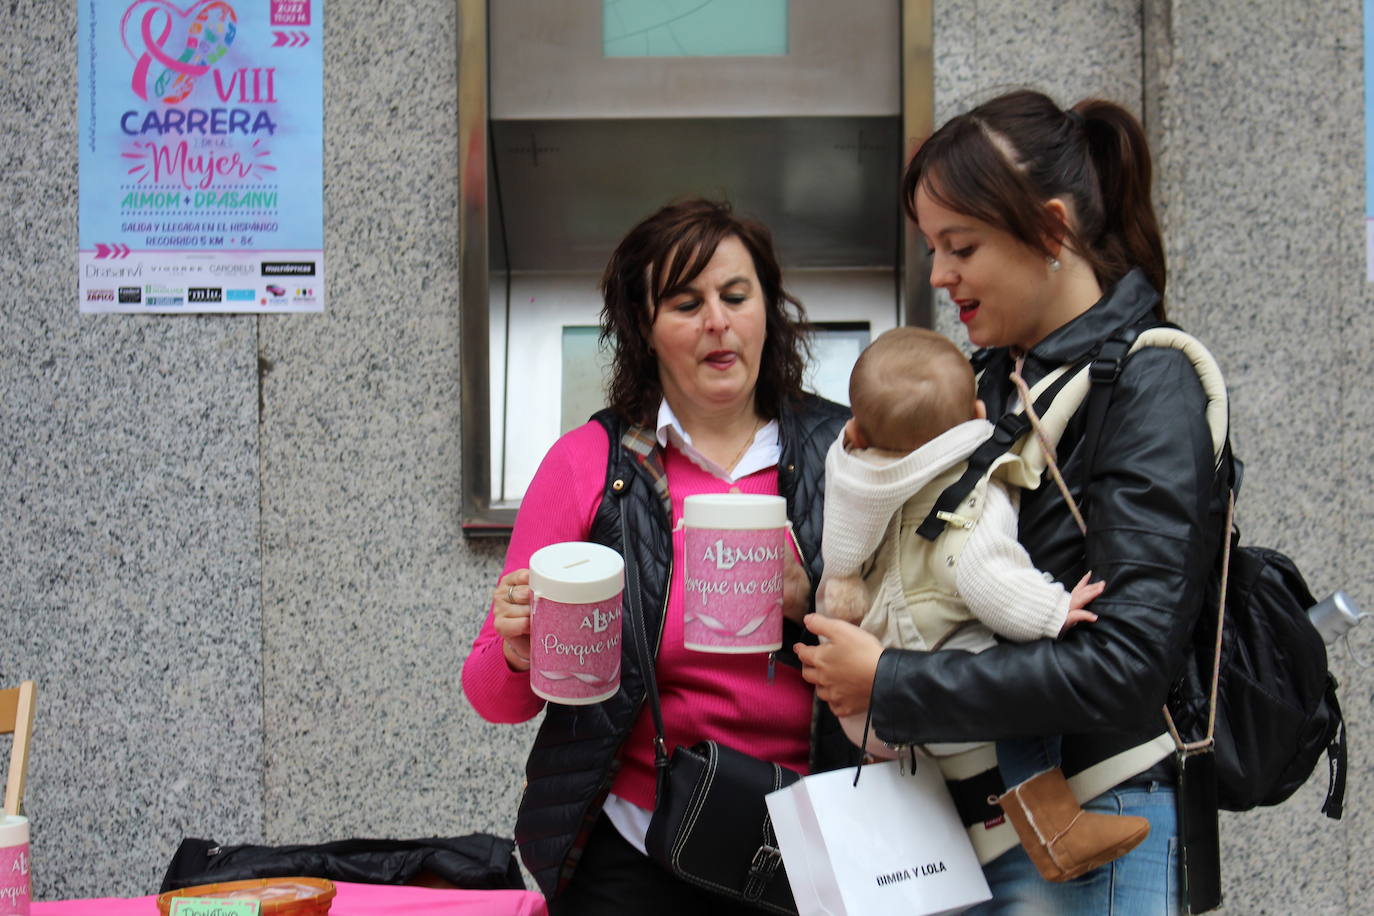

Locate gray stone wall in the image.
[0,0,1368,909]
[3,0,266,897]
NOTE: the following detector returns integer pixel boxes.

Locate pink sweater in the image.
[461,420,814,809]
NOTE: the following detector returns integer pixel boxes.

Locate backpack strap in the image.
[1079,327,1140,500]
[1322,679,1346,819]
[1080,326,1230,492]
[914,355,1090,541]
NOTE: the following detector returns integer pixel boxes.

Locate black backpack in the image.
[1165,523,1346,816]
[1084,329,1347,818]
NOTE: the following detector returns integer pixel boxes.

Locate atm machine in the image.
[459,0,932,531]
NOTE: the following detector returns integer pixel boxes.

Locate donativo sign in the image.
[78,0,324,313]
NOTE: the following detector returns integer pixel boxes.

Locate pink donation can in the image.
[529,542,625,705]
[682,493,789,653]
[0,815,29,916]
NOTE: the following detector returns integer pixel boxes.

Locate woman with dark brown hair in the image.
[799,90,1230,913]
[463,198,851,913]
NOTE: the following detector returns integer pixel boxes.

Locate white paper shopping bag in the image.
[766,756,991,916]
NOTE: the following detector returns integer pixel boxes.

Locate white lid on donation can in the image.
[683,493,787,530]
[0,814,27,848]
[529,542,625,604]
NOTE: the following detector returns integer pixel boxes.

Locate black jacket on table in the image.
[514,392,853,899]
[871,269,1230,801]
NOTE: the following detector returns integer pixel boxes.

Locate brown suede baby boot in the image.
[994,768,1150,882]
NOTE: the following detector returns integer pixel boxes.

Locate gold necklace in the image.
[725,417,764,472]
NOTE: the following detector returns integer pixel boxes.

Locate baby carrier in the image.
[856,328,1225,657]
[890,327,1344,824]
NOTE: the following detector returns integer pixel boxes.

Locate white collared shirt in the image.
[654,399,780,483]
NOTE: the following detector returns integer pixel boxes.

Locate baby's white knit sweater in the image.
[821,419,1069,645]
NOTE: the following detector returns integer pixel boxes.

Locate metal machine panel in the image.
[490,117,901,273]
[491,0,899,119]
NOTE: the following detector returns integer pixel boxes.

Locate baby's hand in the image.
[1061,573,1106,634]
[1061,608,1098,634]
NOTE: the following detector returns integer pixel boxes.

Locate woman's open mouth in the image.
[954,299,980,323]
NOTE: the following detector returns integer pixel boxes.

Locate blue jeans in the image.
[996,736,1062,787]
[969,781,1181,915]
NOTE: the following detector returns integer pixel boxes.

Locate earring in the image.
[1047,256,1061,272]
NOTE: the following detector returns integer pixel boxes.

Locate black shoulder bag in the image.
[617,496,801,914]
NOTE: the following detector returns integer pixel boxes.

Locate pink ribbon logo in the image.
[122,0,238,103]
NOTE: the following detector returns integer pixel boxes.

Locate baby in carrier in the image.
[819,326,1148,882]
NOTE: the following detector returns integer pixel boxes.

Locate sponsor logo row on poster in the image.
[84,261,318,307]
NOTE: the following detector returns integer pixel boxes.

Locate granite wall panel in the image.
[1,0,262,897]
[255,0,533,853]
[1147,2,1362,911]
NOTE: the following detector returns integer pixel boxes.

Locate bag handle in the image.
[1163,494,1232,755]
[611,459,673,803]
[1009,364,1230,757]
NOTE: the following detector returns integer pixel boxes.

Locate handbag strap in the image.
[612,465,673,803]
[1163,493,1232,755]
[1010,364,1230,758]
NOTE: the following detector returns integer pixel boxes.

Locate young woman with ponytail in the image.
[797,90,1229,912]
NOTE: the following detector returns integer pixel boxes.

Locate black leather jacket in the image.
[514,393,852,899]
[872,269,1230,784]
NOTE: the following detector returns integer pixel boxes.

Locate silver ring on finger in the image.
[507,584,517,603]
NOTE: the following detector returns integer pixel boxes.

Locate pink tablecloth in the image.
[32,881,548,916]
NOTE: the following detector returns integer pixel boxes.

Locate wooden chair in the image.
[0,681,35,817]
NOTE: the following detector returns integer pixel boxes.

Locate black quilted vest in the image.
[513,394,851,899]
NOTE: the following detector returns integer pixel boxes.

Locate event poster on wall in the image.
[78,0,324,313]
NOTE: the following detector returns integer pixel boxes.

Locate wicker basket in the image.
[156,877,336,916]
